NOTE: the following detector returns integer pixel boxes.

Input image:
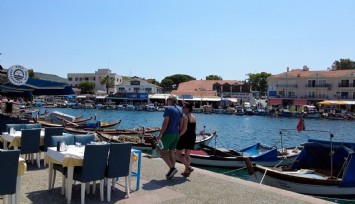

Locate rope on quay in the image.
[221,167,247,175]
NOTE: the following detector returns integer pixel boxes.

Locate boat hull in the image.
[250,165,355,198]
[189,155,297,168]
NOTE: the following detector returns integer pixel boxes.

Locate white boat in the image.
[248,133,355,198]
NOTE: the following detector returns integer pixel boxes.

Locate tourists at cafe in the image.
[176,102,196,177]
[157,95,183,179]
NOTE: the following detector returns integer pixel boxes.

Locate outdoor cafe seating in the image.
[45,135,139,204]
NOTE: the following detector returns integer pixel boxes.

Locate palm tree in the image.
[100,75,115,94]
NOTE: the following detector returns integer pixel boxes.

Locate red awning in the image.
[269,98,282,105]
[294,99,307,106]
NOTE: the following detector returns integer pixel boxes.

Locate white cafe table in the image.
[1,130,45,150]
[45,146,139,204]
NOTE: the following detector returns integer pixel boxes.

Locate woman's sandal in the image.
[188,167,194,173]
[181,171,191,177]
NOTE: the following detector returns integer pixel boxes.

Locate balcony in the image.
[276,84,297,88]
[305,84,331,88]
[338,83,354,88]
[302,95,328,99]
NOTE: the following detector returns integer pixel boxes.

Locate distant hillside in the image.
[34,72,68,84]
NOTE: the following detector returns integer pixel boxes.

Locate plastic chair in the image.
[131,149,142,191]
[73,144,110,204]
[42,127,64,167]
[24,123,42,129]
[43,127,64,151]
[20,128,41,168]
[50,135,75,147]
[105,143,132,201]
[0,150,20,203]
[74,134,95,146]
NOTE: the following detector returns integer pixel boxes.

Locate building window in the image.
[118,88,125,93]
[341,92,349,99]
[75,77,78,81]
[307,91,316,98]
[307,80,315,87]
[134,88,140,93]
[339,80,349,87]
[68,77,72,81]
[85,77,89,81]
[146,88,152,94]
[318,79,326,86]
[93,77,95,80]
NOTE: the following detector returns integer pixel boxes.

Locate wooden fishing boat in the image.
[64,120,122,131]
[187,143,302,168]
[95,127,160,135]
[97,131,217,151]
[248,138,355,198]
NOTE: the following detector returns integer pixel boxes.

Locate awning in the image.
[76,95,87,99]
[269,98,282,105]
[318,100,355,105]
[95,96,106,99]
[293,99,307,106]
[221,98,239,103]
[0,78,74,95]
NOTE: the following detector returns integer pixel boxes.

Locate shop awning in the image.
[0,78,74,95]
[294,99,308,106]
[318,100,355,105]
[269,98,282,105]
[221,98,239,103]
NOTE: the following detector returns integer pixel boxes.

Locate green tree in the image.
[334,59,355,70]
[100,75,115,94]
[28,68,36,78]
[78,81,95,94]
[147,78,160,86]
[160,74,195,92]
[206,75,223,80]
[246,72,272,95]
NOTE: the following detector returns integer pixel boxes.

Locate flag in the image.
[297,117,304,132]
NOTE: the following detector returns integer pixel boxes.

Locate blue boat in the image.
[250,133,355,198]
[188,143,301,168]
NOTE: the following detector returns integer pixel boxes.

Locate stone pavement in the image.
[18,153,333,204]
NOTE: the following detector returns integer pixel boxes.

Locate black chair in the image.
[0,150,20,202]
[73,144,110,203]
[20,129,41,168]
[105,142,132,201]
[74,134,95,146]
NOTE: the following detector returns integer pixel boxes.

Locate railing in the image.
[305,84,331,88]
[338,83,354,87]
[302,95,328,99]
[276,84,297,88]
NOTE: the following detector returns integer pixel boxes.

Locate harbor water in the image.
[42,108,355,203]
[45,108,355,149]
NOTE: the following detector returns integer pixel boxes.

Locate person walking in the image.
[157,95,183,179]
[176,102,196,177]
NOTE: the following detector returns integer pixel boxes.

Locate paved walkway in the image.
[18,153,334,204]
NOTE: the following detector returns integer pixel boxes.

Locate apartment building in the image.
[267,65,355,106]
[67,69,122,94]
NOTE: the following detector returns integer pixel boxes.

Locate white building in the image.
[67,69,122,95]
[117,77,162,94]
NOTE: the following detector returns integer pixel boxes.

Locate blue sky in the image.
[1,0,354,82]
